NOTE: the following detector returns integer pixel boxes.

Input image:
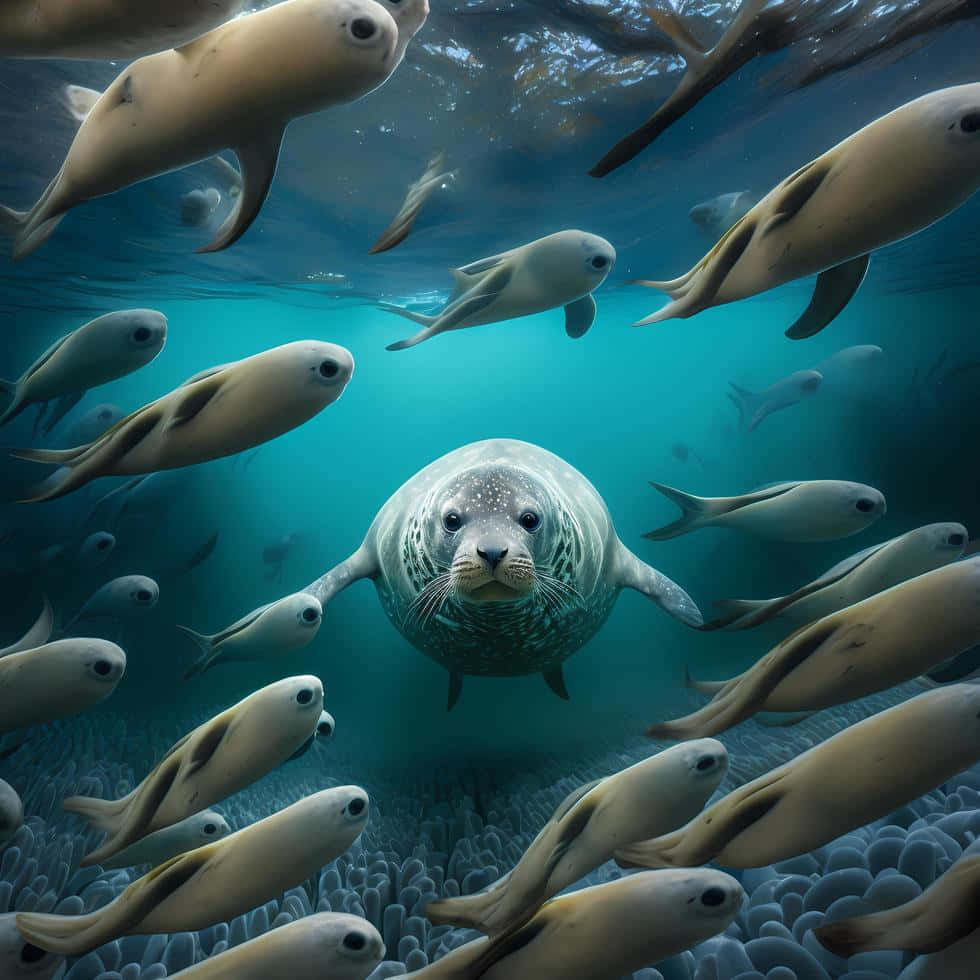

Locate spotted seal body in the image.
[291,439,701,708]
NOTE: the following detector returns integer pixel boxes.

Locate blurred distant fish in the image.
[66,403,124,444]
[0,0,244,58]
[644,479,886,542]
[688,191,757,239]
[705,522,968,631]
[263,532,299,581]
[369,152,455,254]
[13,341,355,502]
[812,344,884,393]
[0,596,53,658]
[178,592,322,680]
[156,531,220,579]
[284,709,336,762]
[63,575,159,632]
[380,230,616,350]
[101,809,231,871]
[77,531,116,569]
[181,188,222,227]
[726,369,822,432]
[0,310,167,432]
[671,442,704,467]
[0,778,23,848]
[84,472,180,529]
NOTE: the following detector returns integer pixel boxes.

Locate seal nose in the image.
[477,545,508,571]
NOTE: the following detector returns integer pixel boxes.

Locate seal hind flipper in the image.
[563,294,596,338]
[785,253,870,339]
[198,130,284,253]
[447,671,463,711]
[542,665,570,700]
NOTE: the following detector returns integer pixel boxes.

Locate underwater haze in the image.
[2,2,980,979]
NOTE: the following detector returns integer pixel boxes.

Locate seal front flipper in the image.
[197,129,284,253]
[542,665,570,700]
[563,294,596,338]
[447,671,463,711]
[303,544,379,607]
[616,547,702,627]
[785,254,870,339]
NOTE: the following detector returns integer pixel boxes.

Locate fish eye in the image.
[347,796,366,817]
[302,606,319,623]
[131,326,152,343]
[343,931,367,951]
[948,532,966,547]
[349,17,376,40]
[21,943,47,964]
[93,660,112,676]
[701,887,726,907]
[443,512,462,532]
[590,255,608,270]
[97,538,111,551]
[135,589,153,601]
[318,720,333,736]
[203,822,217,835]
[960,111,980,133]
[99,410,111,419]
[319,359,340,379]
[855,498,876,513]
[296,688,314,705]
[519,511,540,532]
[695,755,716,772]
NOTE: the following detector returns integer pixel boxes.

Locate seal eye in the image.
[301,606,319,623]
[695,755,715,772]
[855,498,875,513]
[131,326,152,343]
[519,511,540,532]
[590,255,608,270]
[701,887,726,907]
[296,688,314,705]
[343,931,367,951]
[347,796,366,817]
[949,532,966,547]
[21,944,47,964]
[960,111,980,133]
[319,359,339,379]
[443,512,462,532]
[349,17,376,40]
[203,823,217,835]
[93,660,112,677]
[135,589,152,601]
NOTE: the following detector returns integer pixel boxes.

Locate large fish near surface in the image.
[630,85,980,338]
[707,522,967,631]
[0,310,167,432]
[0,0,406,258]
[12,341,354,502]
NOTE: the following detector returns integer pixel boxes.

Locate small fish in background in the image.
[0,638,126,735]
[726,369,822,432]
[64,402,123,444]
[0,309,167,433]
[688,191,758,239]
[908,346,980,411]
[811,344,884,396]
[628,84,980,337]
[100,809,231,871]
[1,0,244,59]
[13,340,355,502]
[0,596,53,657]
[62,575,159,633]
[0,778,23,847]
[180,188,222,227]
[263,532,300,581]
[161,912,384,980]
[83,472,181,530]
[644,479,886,542]
[0,911,63,979]
[285,709,337,763]
[369,152,456,254]
[708,521,968,631]
[155,531,220,580]
[177,591,323,680]
[380,230,616,350]
[76,531,116,569]
[670,441,705,467]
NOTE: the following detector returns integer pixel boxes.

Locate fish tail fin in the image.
[385,330,435,352]
[425,877,510,933]
[725,381,757,430]
[62,793,130,836]
[645,689,736,741]
[0,169,68,260]
[814,912,891,958]
[176,625,217,680]
[377,302,438,327]
[16,466,87,505]
[62,85,101,124]
[642,481,716,540]
[15,909,107,955]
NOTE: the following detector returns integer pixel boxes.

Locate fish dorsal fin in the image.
[180,363,233,388]
[208,602,272,648]
[19,332,72,388]
[456,252,510,277]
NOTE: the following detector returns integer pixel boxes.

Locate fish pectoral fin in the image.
[168,374,225,429]
[563,294,596,338]
[455,252,510,277]
[198,130,284,253]
[542,665,570,700]
[786,254,870,339]
[461,911,558,980]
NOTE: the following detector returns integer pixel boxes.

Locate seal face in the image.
[385,459,616,678]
